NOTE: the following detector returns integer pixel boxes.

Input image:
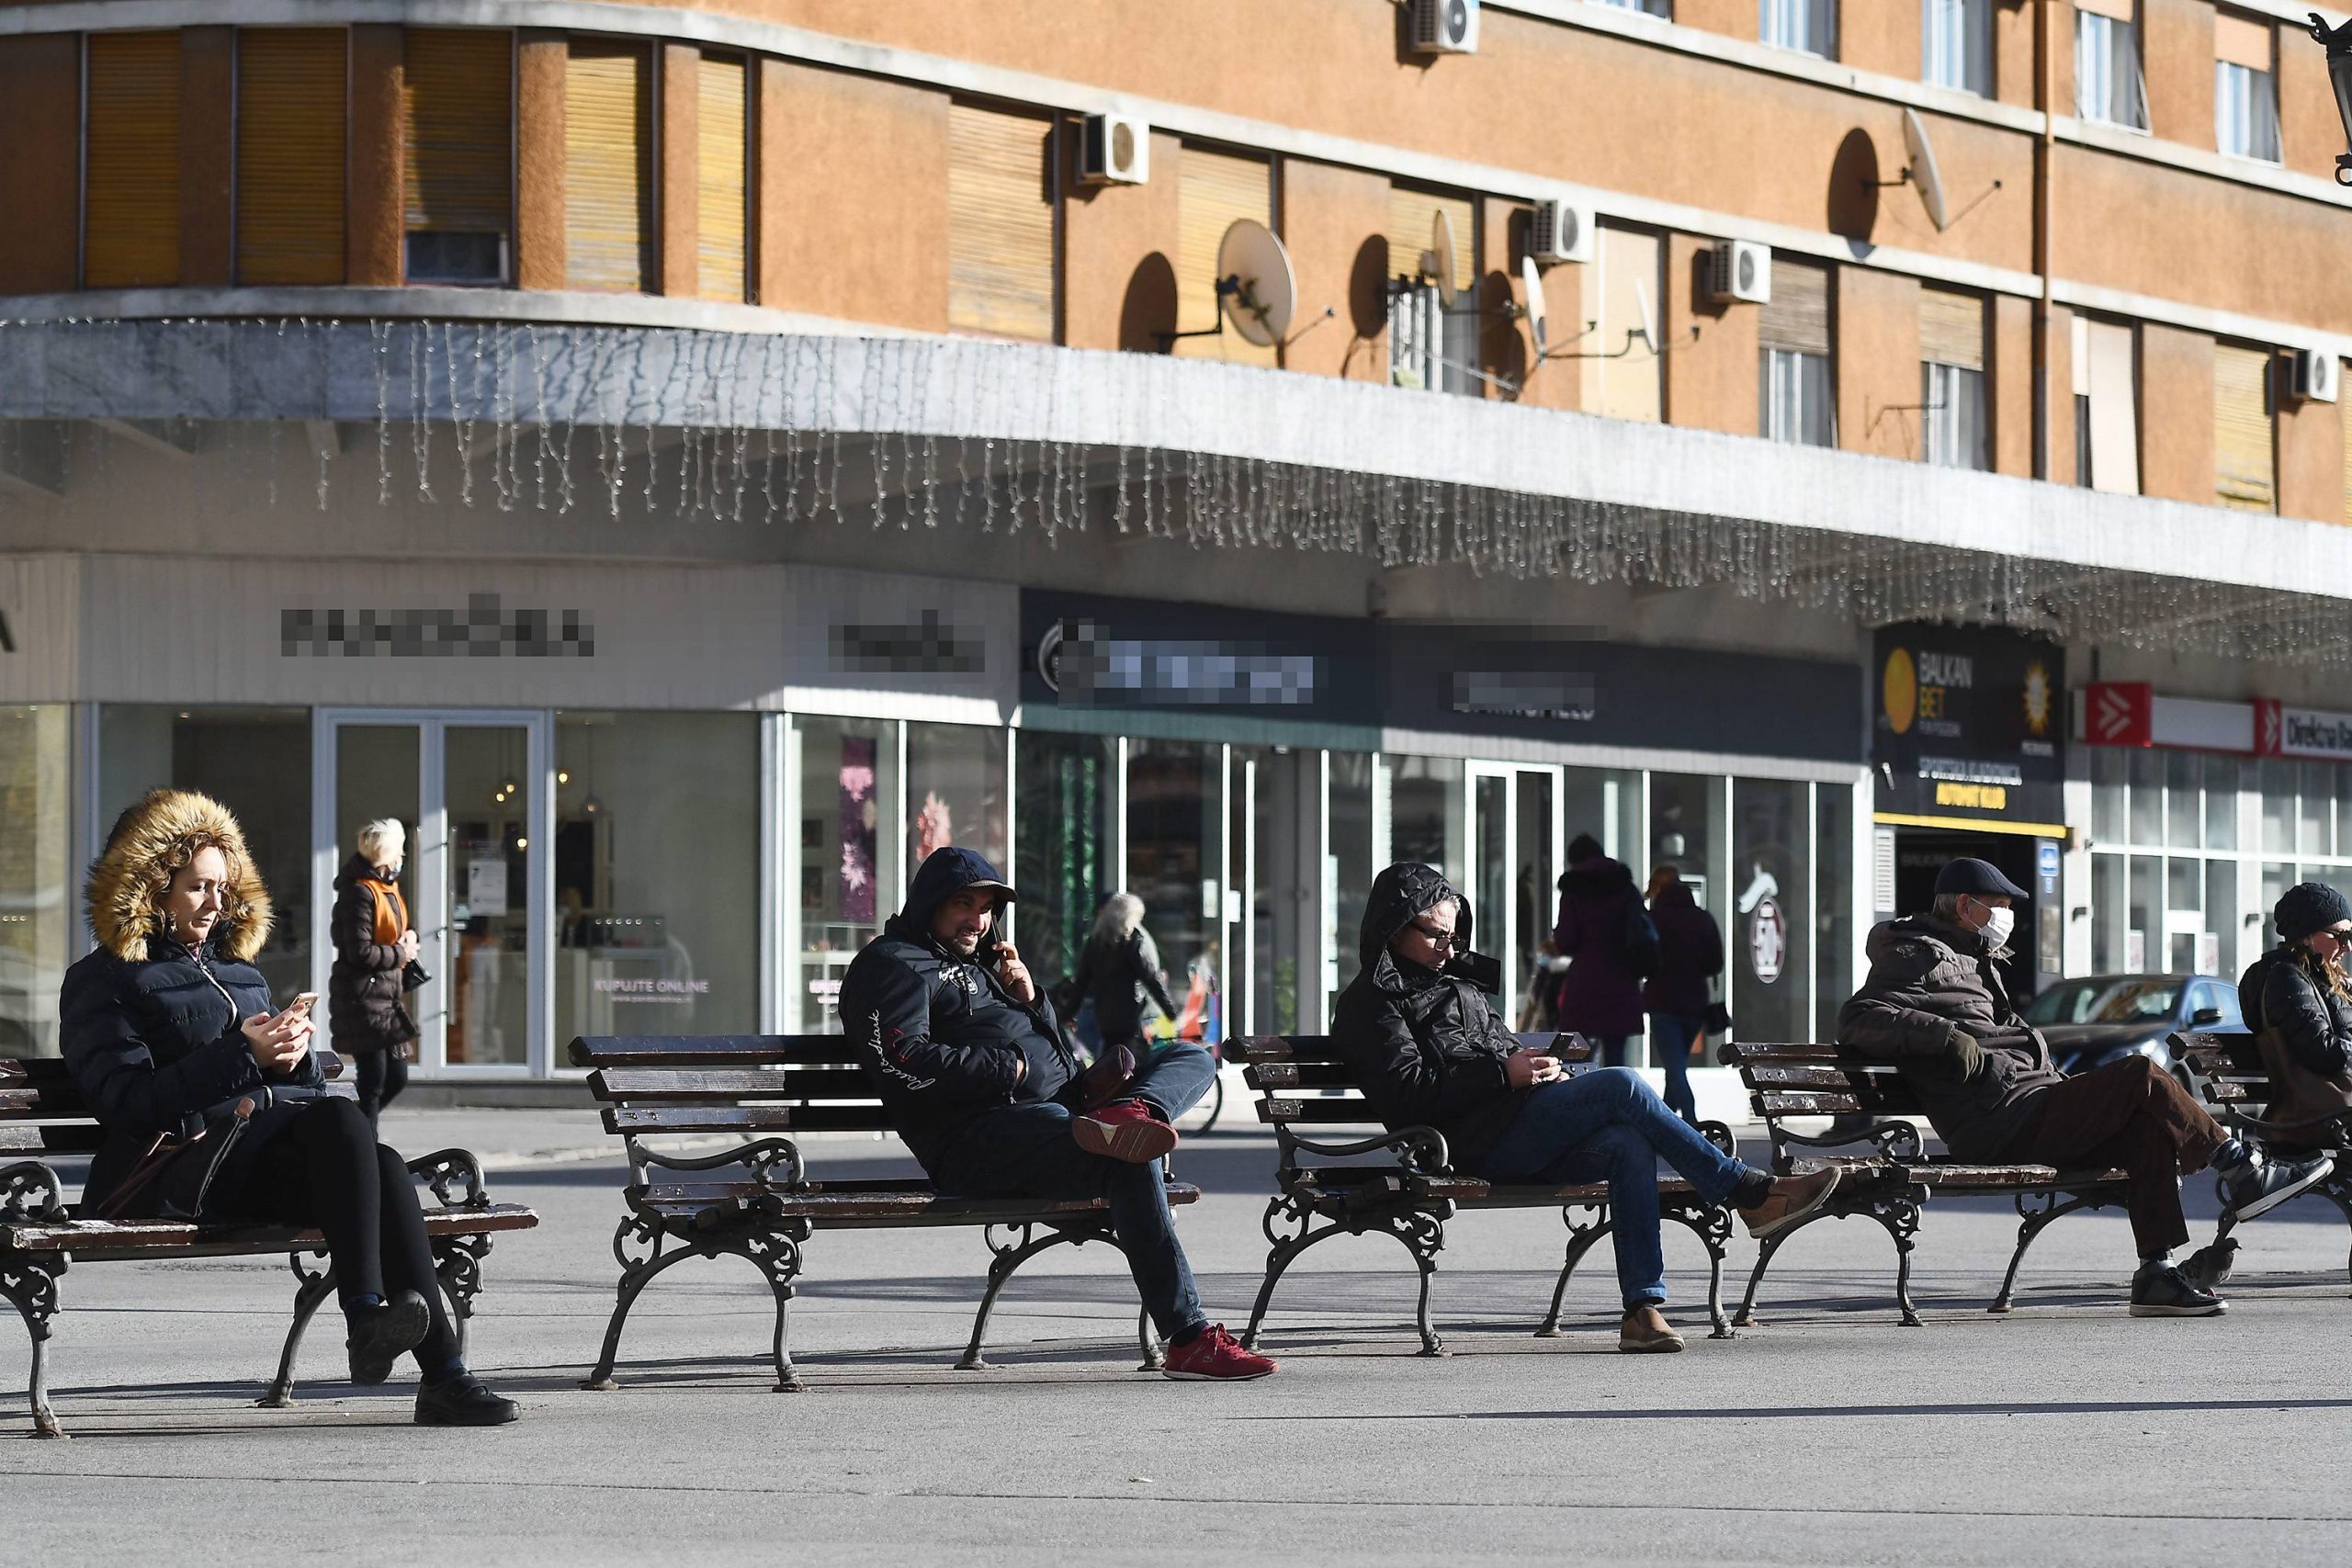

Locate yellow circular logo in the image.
[1883,648,1917,735]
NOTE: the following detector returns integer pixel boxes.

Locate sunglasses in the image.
[1408,920,1460,953]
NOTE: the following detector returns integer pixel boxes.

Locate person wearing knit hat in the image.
[2235,884,2352,1165]
[1838,856,2333,1318]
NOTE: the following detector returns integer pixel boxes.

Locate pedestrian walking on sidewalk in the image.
[1070,891,1182,1055]
[59,789,516,1424]
[330,818,422,1126]
[1552,835,1657,1069]
[1644,864,1724,1125]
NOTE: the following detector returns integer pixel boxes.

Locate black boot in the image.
[414,1371,520,1427]
[345,1290,430,1385]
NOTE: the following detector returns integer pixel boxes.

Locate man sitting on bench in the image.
[1332,863,1840,1353]
[839,846,1275,1381]
[1838,856,2332,1317]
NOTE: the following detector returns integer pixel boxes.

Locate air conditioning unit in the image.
[1078,112,1149,186]
[1706,240,1771,306]
[1528,198,1593,265]
[2293,346,2340,404]
[1408,0,1480,55]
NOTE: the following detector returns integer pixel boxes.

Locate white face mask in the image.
[1979,906,2016,948]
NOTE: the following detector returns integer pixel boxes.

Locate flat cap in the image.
[1933,857,2029,901]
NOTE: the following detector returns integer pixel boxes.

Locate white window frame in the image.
[1760,0,1837,58]
[2214,60,2281,163]
[2075,9,2150,131]
[1922,0,1992,97]
[1763,346,1834,447]
[1922,360,1987,471]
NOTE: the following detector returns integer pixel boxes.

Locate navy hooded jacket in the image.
[837,847,1077,1168]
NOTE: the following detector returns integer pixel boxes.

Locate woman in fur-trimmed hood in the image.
[59,788,518,1425]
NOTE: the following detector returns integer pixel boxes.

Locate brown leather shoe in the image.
[1739,1166,1843,1239]
[1618,1305,1686,1353]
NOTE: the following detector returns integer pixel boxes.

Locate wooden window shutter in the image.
[1175,145,1274,364]
[695,53,748,302]
[564,40,650,293]
[1759,262,1831,355]
[84,32,181,288]
[1386,184,1475,294]
[2214,343,2276,513]
[1918,288,1984,371]
[947,103,1057,341]
[2083,317,2138,494]
[2214,11,2271,71]
[236,28,348,287]
[404,28,513,278]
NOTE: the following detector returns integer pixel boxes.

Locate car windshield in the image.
[2023,978,2181,1025]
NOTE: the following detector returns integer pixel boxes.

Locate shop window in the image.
[1327,752,1377,1026]
[236,28,348,286]
[1815,784,1854,1043]
[553,712,760,1047]
[2258,758,2294,854]
[97,706,313,1002]
[1759,261,1831,446]
[2072,314,2139,495]
[2090,747,2126,846]
[565,39,652,293]
[1177,145,1275,367]
[797,716,901,1032]
[1233,744,1309,1037]
[2091,853,2128,972]
[1923,0,1992,96]
[1125,740,1224,1043]
[2213,342,2276,513]
[1012,730,1114,1007]
[1584,226,1665,423]
[2128,750,2164,846]
[2075,0,2148,130]
[697,52,750,303]
[907,722,1008,875]
[2165,750,2199,850]
[2214,12,2280,163]
[1759,0,1836,58]
[0,707,71,1059]
[2299,761,2334,855]
[84,31,181,288]
[1730,779,1809,1043]
[947,102,1058,342]
[1920,288,1986,470]
[1388,755,1466,874]
[404,28,514,286]
[2203,756,2240,852]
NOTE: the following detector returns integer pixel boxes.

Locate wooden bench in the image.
[570,1034,1204,1389]
[1231,1032,1740,1353]
[1719,1041,2131,1325]
[0,1052,538,1438]
[2174,1030,2352,1282]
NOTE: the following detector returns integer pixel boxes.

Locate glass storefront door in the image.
[1464,764,1564,1027]
[314,711,548,1074]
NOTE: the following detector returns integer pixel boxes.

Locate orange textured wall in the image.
[757,61,949,331]
[1836,264,1922,460]
[2141,0,2213,153]
[515,33,568,291]
[1675,0,1759,45]
[2278,28,2343,185]
[659,43,699,298]
[348,25,405,288]
[1840,0,1920,83]
[2137,321,2213,503]
[1062,128,1180,353]
[1663,232,1758,436]
[0,35,79,294]
[1280,157,1394,385]
[2276,378,2341,524]
[179,28,234,288]
[1992,290,2033,477]
[1993,0,2039,112]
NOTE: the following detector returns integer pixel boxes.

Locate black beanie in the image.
[1568,833,1604,864]
[2274,881,2352,942]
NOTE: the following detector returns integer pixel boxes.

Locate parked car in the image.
[2019,973,2243,1085]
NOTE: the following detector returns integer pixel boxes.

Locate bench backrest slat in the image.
[575,1035,899,1137]
[588,1067,871,1102]
[605,1105,821,1135]
[0,1051,345,1134]
[571,1035,860,1069]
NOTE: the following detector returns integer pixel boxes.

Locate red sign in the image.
[2085,682,2152,747]
[2256,698,2281,756]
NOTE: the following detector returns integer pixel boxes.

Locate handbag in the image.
[92,1093,265,1224]
[1702,976,1733,1039]
[401,958,431,991]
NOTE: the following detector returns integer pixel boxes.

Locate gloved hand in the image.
[1944,1027,1984,1080]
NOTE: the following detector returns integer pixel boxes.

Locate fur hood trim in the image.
[87,788,273,964]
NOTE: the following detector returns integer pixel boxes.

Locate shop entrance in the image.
[1890,827,2049,1000]
[311,711,549,1075]
[1465,763,1565,1026]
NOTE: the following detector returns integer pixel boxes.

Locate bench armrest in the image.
[1696,1119,1740,1164]
[1768,1115,1922,1170]
[2211,1103,2352,1146]
[0,1160,66,1223]
[628,1135,805,1192]
[405,1148,490,1210]
[1278,1123,1451,1179]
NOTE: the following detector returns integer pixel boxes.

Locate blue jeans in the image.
[1474,1066,1754,1311]
[925,1042,1217,1340]
[1594,1035,1637,1068]
[1649,1014,1704,1125]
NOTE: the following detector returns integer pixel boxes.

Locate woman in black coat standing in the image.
[1071,892,1183,1053]
[330,818,421,1124]
[59,789,515,1426]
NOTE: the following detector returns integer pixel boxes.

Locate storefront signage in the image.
[2256,699,2352,761]
[282,594,594,659]
[829,609,987,676]
[1747,897,1786,985]
[2080,682,2257,754]
[1873,625,2063,828]
[1020,592,1377,723]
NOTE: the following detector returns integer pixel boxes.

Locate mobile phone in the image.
[280,991,320,1021]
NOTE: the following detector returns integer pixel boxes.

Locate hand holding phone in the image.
[991,942,1038,1004]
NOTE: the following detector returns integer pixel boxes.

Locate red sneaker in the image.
[1072,1099,1178,1164]
[1160,1323,1277,1382]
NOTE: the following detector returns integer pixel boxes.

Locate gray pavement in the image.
[4,1106,2347,1565]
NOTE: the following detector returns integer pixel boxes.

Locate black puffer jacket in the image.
[328,854,417,1054]
[2242,948,2352,1077]
[838,846,1074,1169]
[1073,929,1180,1045]
[1836,913,2062,1158]
[1331,862,1530,1171]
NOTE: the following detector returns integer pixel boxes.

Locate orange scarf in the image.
[367,878,408,945]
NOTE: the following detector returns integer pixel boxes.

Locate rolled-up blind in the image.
[1918,288,1984,371]
[404,28,512,278]
[2214,11,2271,70]
[1176,145,1273,364]
[565,40,650,293]
[1386,183,1475,294]
[2075,0,2133,20]
[2214,342,2276,513]
[84,32,181,288]
[947,103,1057,341]
[696,53,747,302]
[1759,260,1830,355]
[236,28,348,286]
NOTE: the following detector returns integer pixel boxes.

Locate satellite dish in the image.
[1634,278,1659,355]
[1217,219,1296,348]
[1425,209,1459,303]
[1903,107,1950,232]
[1519,254,1551,359]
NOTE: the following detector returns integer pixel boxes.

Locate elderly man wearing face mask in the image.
[1839,858,2334,1317]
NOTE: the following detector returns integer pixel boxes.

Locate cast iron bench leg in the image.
[1990,1190,2107,1314]
[1135,1305,1161,1372]
[258,1251,335,1409]
[1244,1195,1448,1355]
[1731,1208,1837,1329]
[1869,1194,1925,1327]
[2,1258,63,1439]
[582,1214,693,1392]
[433,1234,492,1361]
[1534,1208,1611,1337]
[1681,1203,1735,1339]
[958,1224,1091,1371]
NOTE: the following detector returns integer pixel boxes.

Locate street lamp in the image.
[2312,13,2352,186]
